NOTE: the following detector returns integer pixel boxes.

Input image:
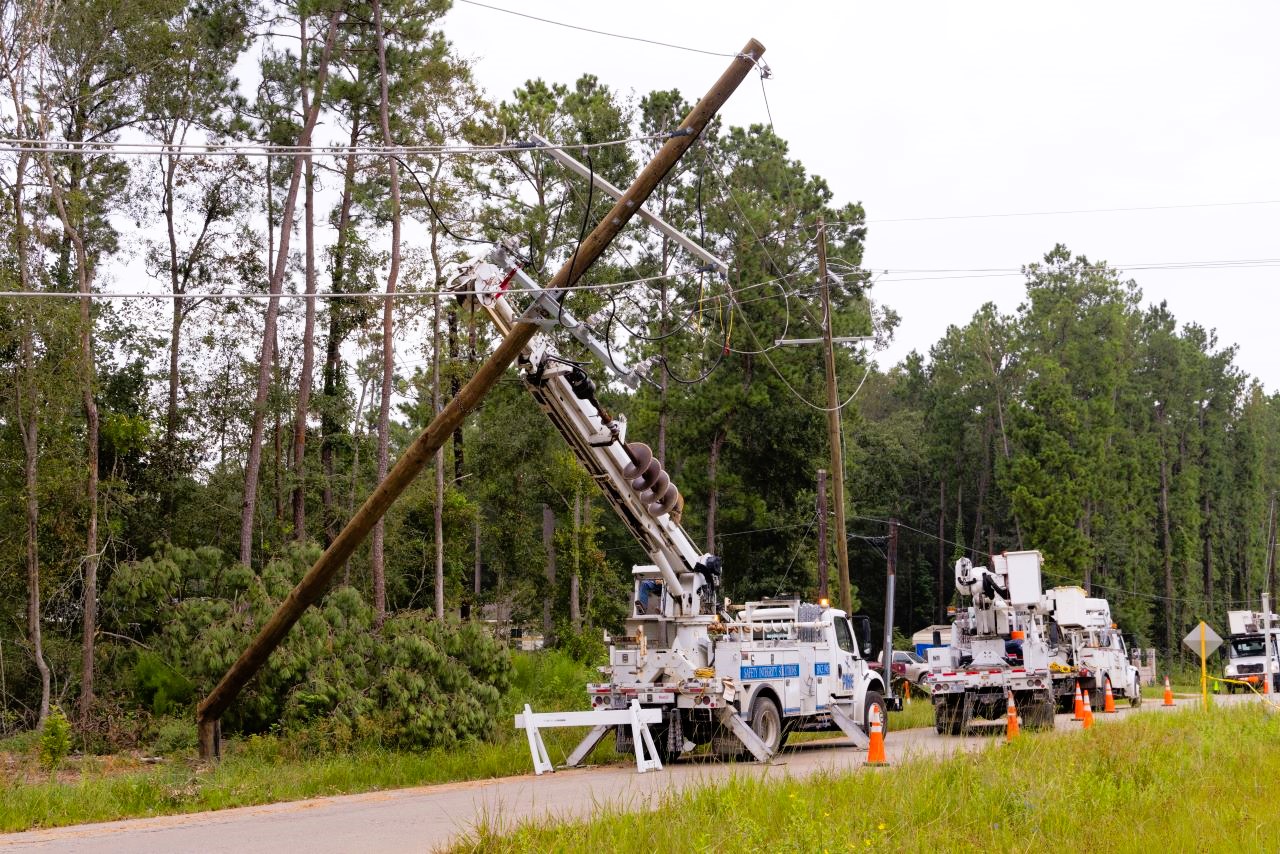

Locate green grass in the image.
[0,650,619,834]
[457,704,1280,852]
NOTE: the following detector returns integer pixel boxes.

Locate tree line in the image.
[0,0,1275,740]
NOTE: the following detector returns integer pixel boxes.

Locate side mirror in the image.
[850,615,873,657]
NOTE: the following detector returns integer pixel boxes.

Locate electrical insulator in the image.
[623,442,681,517]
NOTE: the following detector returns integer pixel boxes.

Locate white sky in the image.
[444,1,1280,390]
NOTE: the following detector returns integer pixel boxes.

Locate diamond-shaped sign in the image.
[1182,621,1223,657]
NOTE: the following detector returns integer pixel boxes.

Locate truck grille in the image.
[1238,663,1264,674]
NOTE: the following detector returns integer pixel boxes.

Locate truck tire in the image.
[934,696,964,735]
[1129,677,1142,708]
[745,695,783,759]
[863,690,889,737]
[1022,693,1055,730]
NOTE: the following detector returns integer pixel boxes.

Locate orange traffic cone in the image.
[1103,679,1117,714]
[1265,675,1272,696]
[1072,681,1085,721]
[1081,685,1094,729]
[1005,690,1020,742]
[865,702,888,766]
[1162,676,1175,707]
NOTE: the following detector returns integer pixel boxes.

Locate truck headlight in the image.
[1225,665,1237,677]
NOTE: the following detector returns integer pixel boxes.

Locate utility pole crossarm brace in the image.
[195,37,766,760]
[775,336,874,346]
[530,132,730,276]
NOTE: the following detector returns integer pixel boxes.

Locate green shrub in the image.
[147,717,197,756]
[38,706,72,770]
[553,622,607,666]
[131,651,195,715]
[102,545,514,752]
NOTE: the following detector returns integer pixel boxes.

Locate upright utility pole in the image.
[880,518,899,696]
[195,39,766,759]
[817,218,852,611]
[816,469,829,600]
[1264,591,1274,697]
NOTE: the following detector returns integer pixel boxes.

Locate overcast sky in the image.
[443,1,1280,390]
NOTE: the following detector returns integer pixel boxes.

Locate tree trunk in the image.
[11,148,49,724]
[239,10,341,568]
[937,479,946,624]
[162,140,182,536]
[1159,450,1174,653]
[370,0,401,624]
[40,152,99,727]
[291,14,318,542]
[706,428,726,553]
[1202,493,1212,611]
[473,513,482,597]
[433,306,445,619]
[448,308,464,481]
[543,504,556,641]
[570,489,582,632]
[321,119,360,548]
[971,417,992,562]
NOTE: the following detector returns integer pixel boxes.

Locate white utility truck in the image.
[1222,610,1280,694]
[455,240,888,763]
[928,552,1058,733]
[1045,587,1140,709]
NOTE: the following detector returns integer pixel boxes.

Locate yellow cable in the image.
[1210,675,1280,711]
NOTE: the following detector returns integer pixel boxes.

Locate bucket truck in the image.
[453,240,888,763]
[927,551,1059,734]
[1044,587,1141,709]
[1221,610,1280,694]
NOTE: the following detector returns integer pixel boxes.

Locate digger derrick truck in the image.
[1221,610,1280,694]
[454,242,888,763]
[928,551,1058,734]
[1044,587,1140,710]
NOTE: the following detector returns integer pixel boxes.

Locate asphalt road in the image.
[1,693,1254,853]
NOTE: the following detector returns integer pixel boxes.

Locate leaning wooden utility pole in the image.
[816,469,829,601]
[817,218,852,611]
[196,39,766,759]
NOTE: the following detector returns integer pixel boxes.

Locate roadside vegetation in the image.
[0,646,944,834]
[0,651,615,833]
[459,705,1280,852]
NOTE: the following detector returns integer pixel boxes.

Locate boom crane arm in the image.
[453,241,722,617]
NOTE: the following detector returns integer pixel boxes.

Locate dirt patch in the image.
[1,748,167,786]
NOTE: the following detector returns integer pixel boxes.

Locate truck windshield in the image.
[1231,637,1267,658]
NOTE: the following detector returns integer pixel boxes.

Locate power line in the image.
[830,198,1280,225]
[0,268,707,301]
[0,133,672,159]
[848,513,1259,608]
[453,0,736,58]
[854,257,1280,285]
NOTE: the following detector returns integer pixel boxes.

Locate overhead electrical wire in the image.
[846,514,1261,608]
[453,0,736,58]
[0,133,673,159]
[0,268,708,300]
[828,197,1280,226]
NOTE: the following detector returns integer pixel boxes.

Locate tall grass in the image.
[459,704,1280,852]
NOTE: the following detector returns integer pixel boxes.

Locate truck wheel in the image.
[1130,678,1142,708]
[745,695,782,758]
[1023,694,1055,730]
[863,690,888,737]
[934,696,963,735]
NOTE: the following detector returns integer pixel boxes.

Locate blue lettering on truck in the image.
[814,662,831,676]
[739,664,800,680]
